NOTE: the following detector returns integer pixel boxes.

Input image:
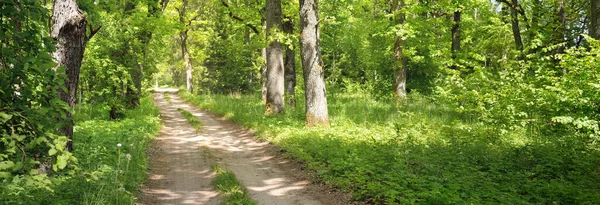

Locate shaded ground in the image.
[138,89,355,205]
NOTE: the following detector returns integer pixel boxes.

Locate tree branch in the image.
[220,0,260,34]
[87,23,102,40]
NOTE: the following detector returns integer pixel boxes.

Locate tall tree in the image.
[175,0,200,92]
[283,17,297,107]
[265,0,285,114]
[51,0,97,151]
[392,0,408,98]
[299,0,329,126]
[592,0,600,39]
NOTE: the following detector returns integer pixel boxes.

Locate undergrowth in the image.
[179,90,600,204]
[211,164,256,205]
[1,96,162,204]
[177,108,202,131]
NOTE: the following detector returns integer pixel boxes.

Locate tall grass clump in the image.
[179,88,600,204]
[211,164,256,205]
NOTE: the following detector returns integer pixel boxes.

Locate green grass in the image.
[211,164,256,205]
[177,108,202,131]
[164,93,172,104]
[14,96,163,205]
[179,90,600,204]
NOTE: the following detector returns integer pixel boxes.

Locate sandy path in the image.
[139,89,354,205]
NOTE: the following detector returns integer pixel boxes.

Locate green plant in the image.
[177,108,202,131]
[211,164,257,205]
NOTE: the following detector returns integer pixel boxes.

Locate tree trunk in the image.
[591,0,600,39]
[181,31,193,92]
[451,10,461,62]
[451,10,461,70]
[392,0,407,98]
[261,19,268,102]
[555,0,566,55]
[265,0,285,114]
[509,0,524,51]
[51,0,88,151]
[300,0,329,126]
[283,18,297,107]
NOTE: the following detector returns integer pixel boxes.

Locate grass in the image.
[179,90,600,204]
[177,108,202,131]
[211,164,256,205]
[14,96,163,205]
[164,93,172,104]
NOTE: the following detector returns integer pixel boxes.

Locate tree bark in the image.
[451,10,461,62]
[591,0,600,39]
[181,30,193,92]
[392,0,407,98]
[283,18,297,107]
[265,0,285,114]
[300,0,329,126]
[51,0,88,151]
[261,19,268,102]
[509,0,524,51]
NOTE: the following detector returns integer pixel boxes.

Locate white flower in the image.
[117,143,122,147]
[130,143,134,147]
[126,154,132,160]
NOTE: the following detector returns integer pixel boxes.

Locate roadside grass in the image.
[177,108,202,131]
[179,90,600,204]
[211,164,256,205]
[164,93,172,104]
[43,96,161,204]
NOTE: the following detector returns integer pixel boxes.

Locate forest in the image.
[1,0,600,204]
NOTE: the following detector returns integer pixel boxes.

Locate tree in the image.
[592,0,600,39]
[265,0,286,114]
[51,0,98,151]
[451,9,461,64]
[299,0,329,126]
[175,0,199,92]
[283,17,297,106]
[392,0,408,98]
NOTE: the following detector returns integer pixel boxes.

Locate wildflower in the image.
[130,143,134,147]
[117,143,122,147]
[126,153,132,160]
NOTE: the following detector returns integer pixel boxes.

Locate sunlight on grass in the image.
[177,108,202,131]
[179,90,600,204]
[211,164,257,205]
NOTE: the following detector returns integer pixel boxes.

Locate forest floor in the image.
[137,88,354,205]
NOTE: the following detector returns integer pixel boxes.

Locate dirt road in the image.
[138,89,353,205]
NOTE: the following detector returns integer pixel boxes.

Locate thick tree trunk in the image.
[392,0,407,98]
[265,0,285,114]
[451,10,461,61]
[591,0,600,39]
[51,0,88,151]
[283,18,297,107]
[554,0,566,55]
[300,0,329,126]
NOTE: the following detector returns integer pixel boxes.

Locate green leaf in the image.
[48,148,57,156]
[0,172,11,179]
[0,112,12,123]
[56,154,69,170]
[0,161,15,170]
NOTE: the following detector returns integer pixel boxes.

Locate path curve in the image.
[138,89,354,205]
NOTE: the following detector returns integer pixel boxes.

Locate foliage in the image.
[177,108,202,130]
[0,0,75,197]
[180,90,600,204]
[211,164,257,205]
[0,96,161,204]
